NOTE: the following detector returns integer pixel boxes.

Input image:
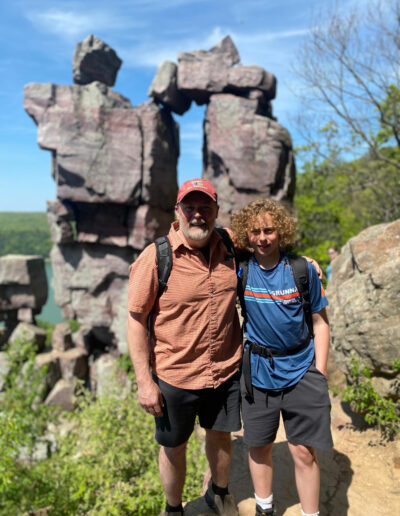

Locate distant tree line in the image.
[0,213,51,258]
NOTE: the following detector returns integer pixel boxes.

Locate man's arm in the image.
[312,308,330,377]
[127,311,164,416]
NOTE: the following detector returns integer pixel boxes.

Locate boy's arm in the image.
[312,308,330,377]
[126,311,164,417]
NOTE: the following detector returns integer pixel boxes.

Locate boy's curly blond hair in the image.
[230,198,297,250]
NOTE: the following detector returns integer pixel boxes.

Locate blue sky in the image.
[0,0,358,212]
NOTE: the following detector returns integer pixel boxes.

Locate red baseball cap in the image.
[176,178,218,204]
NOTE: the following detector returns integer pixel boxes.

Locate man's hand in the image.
[138,379,164,417]
[303,256,323,280]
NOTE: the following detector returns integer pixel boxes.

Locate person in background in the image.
[231,199,333,516]
[326,247,339,282]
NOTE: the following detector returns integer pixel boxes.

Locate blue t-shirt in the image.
[244,253,328,390]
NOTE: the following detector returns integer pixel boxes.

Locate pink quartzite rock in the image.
[327,219,400,399]
[177,35,241,105]
[24,84,179,208]
[51,322,73,352]
[227,65,277,99]
[56,347,88,381]
[73,35,122,87]
[127,204,174,250]
[0,255,48,312]
[45,379,76,411]
[148,61,192,115]
[24,82,142,204]
[50,243,136,344]
[47,200,75,244]
[9,322,47,352]
[137,101,179,210]
[203,94,295,225]
[35,351,62,392]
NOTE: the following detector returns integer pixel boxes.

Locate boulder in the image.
[73,34,122,86]
[0,255,48,311]
[203,94,295,226]
[56,347,88,381]
[44,378,76,411]
[9,322,47,352]
[51,321,73,352]
[148,60,191,115]
[35,351,62,392]
[90,353,131,397]
[327,219,400,399]
[227,65,277,99]
[177,35,241,104]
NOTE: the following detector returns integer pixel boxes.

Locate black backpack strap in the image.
[155,236,173,298]
[215,228,236,268]
[237,260,249,324]
[215,228,248,322]
[287,254,314,338]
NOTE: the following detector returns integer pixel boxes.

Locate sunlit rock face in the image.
[327,219,400,400]
[23,34,295,353]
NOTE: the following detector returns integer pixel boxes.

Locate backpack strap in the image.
[237,260,249,324]
[287,254,314,338]
[215,228,248,321]
[155,236,173,298]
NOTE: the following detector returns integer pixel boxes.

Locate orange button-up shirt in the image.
[127,222,243,389]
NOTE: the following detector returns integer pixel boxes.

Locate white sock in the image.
[301,510,319,516]
[255,492,273,510]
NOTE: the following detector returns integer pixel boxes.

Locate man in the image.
[127,178,242,516]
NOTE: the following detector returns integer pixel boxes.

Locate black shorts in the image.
[153,372,241,447]
[242,364,333,450]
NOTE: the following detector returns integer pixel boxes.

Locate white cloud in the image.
[24,7,138,40]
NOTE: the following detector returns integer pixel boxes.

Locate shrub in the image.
[343,359,400,440]
[0,346,208,515]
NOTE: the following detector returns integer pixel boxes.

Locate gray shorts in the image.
[154,372,241,448]
[242,364,333,450]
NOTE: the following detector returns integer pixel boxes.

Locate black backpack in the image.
[153,229,313,340]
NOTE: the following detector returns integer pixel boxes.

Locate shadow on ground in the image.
[184,433,353,516]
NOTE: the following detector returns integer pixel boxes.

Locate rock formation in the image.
[23,34,295,355]
[0,255,47,334]
[326,219,400,399]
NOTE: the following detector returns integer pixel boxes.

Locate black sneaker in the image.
[162,510,184,516]
[204,483,238,516]
[255,503,275,516]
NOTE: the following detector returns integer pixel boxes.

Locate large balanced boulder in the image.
[327,219,400,399]
[177,35,240,105]
[73,34,122,86]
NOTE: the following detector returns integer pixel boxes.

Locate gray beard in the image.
[182,225,210,241]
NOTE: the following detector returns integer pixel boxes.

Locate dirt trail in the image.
[184,395,400,516]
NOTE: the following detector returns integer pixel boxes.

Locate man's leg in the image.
[288,443,319,514]
[248,443,274,498]
[159,441,188,507]
[205,428,232,487]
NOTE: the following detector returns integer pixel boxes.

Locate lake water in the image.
[39,261,63,324]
